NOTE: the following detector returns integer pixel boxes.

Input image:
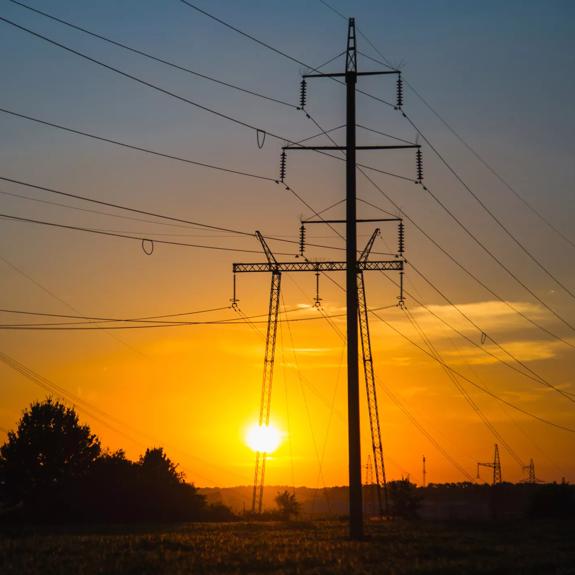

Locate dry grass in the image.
[1,519,574,574]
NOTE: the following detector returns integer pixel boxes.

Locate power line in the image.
[0,350,249,484]
[360,193,575,352]
[404,113,575,305]
[0,187,233,232]
[370,309,575,434]
[0,16,294,143]
[0,251,150,359]
[403,305,525,468]
[0,303,398,330]
[0,173,394,256]
[314,2,575,338]
[176,0,396,109]
[412,179,575,335]
[0,15,404,181]
[357,124,417,145]
[0,108,275,183]
[0,305,232,324]
[300,111,575,357]
[405,266,575,403]
[376,262,575,403]
[7,0,298,109]
[321,3,575,307]
[0,211,283,255]
[300,107,575,438]
[300,109,572,411]
[323,0,575,252]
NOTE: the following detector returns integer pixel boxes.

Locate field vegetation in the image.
[1,519,574,574]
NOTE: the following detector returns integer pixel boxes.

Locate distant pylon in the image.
[422,455,427,487]
[493,444,501,484]
[477,444,502,485]
[523,458,536,484]
[363,454,377,517]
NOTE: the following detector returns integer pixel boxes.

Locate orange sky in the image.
[1,0,574,488]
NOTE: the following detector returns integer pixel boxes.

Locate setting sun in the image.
[245,423,283,454]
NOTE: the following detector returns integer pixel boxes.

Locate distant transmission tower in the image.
[477,444,502,485]
[522,458,536,484]
[422,455,427,487]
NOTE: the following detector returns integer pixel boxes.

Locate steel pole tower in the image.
[344,18,363,540]
[236,17,416,539]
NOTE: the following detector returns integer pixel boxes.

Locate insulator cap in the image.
[396,75,404,109]
[280,150,287,182]
[299,223,306,257]
[398,221,405,255]
[416,148,423,182]
[299,79,307,109]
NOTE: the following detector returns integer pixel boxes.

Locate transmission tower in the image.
[422,455,427,487]
[357,229,389,517]
[522,458,536,484]
[233,17,418,539]
[363,454,377,517]
[477,444,502,485]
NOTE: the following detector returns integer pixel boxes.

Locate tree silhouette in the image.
[0,398,100,504]
[140,447,183,485]
[0,399,229,523]
[275,490,300,520]
[389,479,422,519]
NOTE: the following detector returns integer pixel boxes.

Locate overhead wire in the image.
[303,266,480,481]
[0,17,407,181]
[374,261,575,403]
[313,1,575,342]
[292,110,575,452]
[359,195,575,351]
[0,251,149,358]
[7,0,298,110]
[0,211,286,255]
[0,174,365,255]
[176,0,396,109]
[405,120,575,317]
[404,266,575,403]
[0,350,250,484]
[0,303,399,330]
[0,107,275,183]
[370,309,575,434]
[402,305,525,468]
[280,295,333,508]
[348,27,575,253]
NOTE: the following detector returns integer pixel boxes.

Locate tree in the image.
[388,479,422,519]
[137,447,206,521]
[275,490,300,520]
[0,398,101,504]
[139,447,183,485]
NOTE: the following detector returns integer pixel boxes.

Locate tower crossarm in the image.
[234,260,403,273]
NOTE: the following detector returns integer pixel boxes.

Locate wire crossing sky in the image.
[0,0,573,488]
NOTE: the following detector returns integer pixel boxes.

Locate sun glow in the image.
[245,423,283,453]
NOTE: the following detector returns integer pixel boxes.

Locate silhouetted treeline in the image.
[0,399,234,524]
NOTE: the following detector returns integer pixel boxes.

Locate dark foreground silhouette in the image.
[0,398,232,523]
[1,399,574,526]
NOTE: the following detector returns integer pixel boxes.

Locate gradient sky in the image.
[0,0,574,489]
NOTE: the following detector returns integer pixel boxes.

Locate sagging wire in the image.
[256,129,266,149]
[141,238,154,255]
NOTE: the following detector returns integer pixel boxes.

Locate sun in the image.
[245,423,283,453]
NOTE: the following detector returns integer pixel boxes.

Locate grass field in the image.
[1,519,574,574]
